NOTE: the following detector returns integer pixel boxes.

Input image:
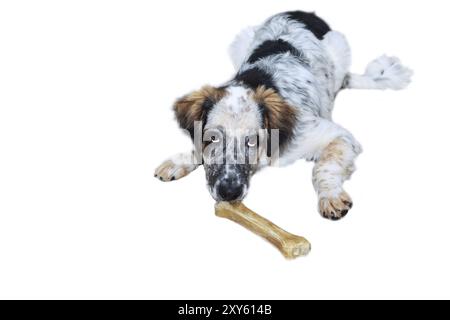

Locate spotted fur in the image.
[157,10,413,217]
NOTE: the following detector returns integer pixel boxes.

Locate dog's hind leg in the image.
[322,31,353,93]
[344,55,413,90]
[154,151,199,182]
[228,26,257,70]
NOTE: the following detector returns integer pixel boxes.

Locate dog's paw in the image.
[154,154,198,182]
[365,55,413,90]
[318,191,353,221]
[154,160,194,182]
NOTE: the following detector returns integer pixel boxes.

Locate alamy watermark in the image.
[182,121,280,166]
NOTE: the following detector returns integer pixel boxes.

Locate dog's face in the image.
[202,86,262,201]
[174,85,297,201]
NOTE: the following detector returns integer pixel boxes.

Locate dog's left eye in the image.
[211,135,220,143]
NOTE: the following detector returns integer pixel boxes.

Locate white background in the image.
[0,0,449,299]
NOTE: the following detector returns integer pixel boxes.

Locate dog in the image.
[155,11,412,220]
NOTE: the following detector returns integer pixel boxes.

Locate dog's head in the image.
[173,85,297,201]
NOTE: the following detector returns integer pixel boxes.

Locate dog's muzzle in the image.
[205,164,250,202]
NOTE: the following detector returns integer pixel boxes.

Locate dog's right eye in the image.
[211,135,220,143]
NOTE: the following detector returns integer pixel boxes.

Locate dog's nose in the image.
[217,177,244,201]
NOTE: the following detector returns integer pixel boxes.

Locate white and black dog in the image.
[155,11,412,220]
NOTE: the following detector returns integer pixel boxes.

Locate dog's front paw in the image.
[318,191,353,221]
[154,159,194,182]
[154,154,198,182]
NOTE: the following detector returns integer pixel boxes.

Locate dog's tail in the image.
[343,55,413,90]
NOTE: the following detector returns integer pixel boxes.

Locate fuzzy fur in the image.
[155,11,413,219]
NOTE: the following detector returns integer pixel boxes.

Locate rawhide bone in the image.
[214,202,311,259]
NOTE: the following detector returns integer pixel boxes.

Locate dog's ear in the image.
[253,86,298,151]
[173,86,226,139]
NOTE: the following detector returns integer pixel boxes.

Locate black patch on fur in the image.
[257,107,286,157]
[247,39,305,64]
[284,11,331,40]
[234,68,278,92]
[200,98,215,126]
[256,104,295,158]
[258,105,272,157]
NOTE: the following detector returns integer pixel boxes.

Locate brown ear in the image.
[174,86,226,139]
[253,86,298,151]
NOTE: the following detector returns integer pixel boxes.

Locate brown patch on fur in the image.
[318,138,346,166]
[173,86,227,136]
[252,86,298,150]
